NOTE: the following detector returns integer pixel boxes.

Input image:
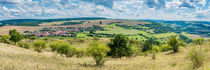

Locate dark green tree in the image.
[107,34,133,58]
[9,29,24,45]
[99,21,103,25]
[142,40,153,52]
[168,36,179,53]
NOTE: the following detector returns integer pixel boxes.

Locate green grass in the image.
[96,25,140,35]
[128,35,147,41]
[152,32,177,38]
[76,33,90,38]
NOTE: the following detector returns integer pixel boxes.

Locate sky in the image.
[0,0,209,21]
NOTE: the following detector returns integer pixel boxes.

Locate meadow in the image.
[0,38,209,70]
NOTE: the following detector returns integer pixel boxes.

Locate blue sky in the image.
[0,0,209,21]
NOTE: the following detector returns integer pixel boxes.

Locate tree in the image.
[33,40,46,52]
[9,29,17,36]
[142,40,153,52]
[168,36,179,53]
[107,34,133,58]
[9,29,24,45]
[99,21,103,25]
[87,41,110,66]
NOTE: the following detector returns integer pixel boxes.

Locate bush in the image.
[56,41,77,57]
[17,42,30,49]
[107,34,134,58]
[33,40,46,52]
[187,48,205,69]
[151,46,160,60]
[0,35,11,44]
[76,49,86,58]
[77,38,86,43]
[87,41,110,66]
[43,37,51,42]
[152,46,161,53]
[49,41,63,51]
[93,36,100,41]
[29,36,37,41]
[168,36,179,53]
[142,40,153,52]
[193,38,204,45]
[160,44,172,52]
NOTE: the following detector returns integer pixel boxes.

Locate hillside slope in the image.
[0,43,210,70]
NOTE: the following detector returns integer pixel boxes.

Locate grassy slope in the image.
[0,42,210,70]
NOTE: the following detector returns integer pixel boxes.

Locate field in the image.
[0,41,210,70]
[96,25,140,35]
[0,18,210,70]
[0,26,42,35]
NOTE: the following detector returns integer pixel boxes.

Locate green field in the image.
[96,24,140,35]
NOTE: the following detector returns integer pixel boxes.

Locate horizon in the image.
[0,0,209,21]
[1,17,210,22]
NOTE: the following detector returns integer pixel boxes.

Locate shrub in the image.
[142,40,153,52]
[193,38,204,45]
[127,45,139,57]
[76,49,86,58]
[43,37,51,42]
[87,41,110,66]
[187,48,205,69]
[107,34,133,58]
[77,38,86,43]
[29,36,37,41]
[0,35,11,44]
[160,44,172,52]
[33,40,46,52]
[168,36,179,53]
[17,42,30,49]
[56,41,76,57]
[151,46,160,60]
[152,46,161,53]
[49,41,63,51]
[93,36,100,41]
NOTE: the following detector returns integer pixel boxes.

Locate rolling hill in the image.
[0,18,209,43]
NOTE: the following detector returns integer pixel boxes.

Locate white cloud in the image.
[0,0,209,21]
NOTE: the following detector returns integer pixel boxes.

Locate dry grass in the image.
[0,26,42,35]
[0,42,209,70]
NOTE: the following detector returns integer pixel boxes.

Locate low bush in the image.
[160,44,172,52]
[17,42,30,49]
[56,41,77,57]
[33,40,46,52]
[187,48,205,69]
[193,38,204,45]
[87,41,110,66]
[152,46,161,53]
[29,36,37,41]
[76,49,86,58]
[151,46,160,59]
[0,35,11,44]
[49,41,63,51]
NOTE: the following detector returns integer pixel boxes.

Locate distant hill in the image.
[140,19,210,37]
[0,17,106,26]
